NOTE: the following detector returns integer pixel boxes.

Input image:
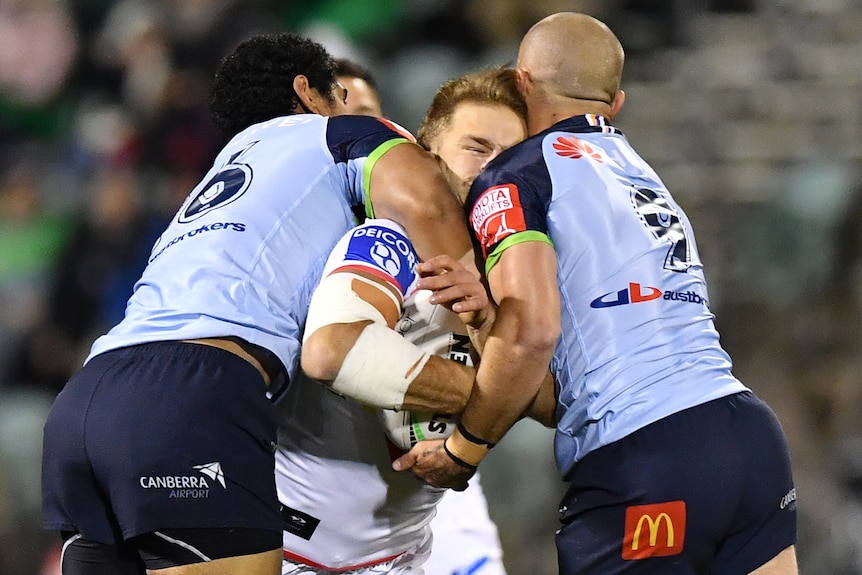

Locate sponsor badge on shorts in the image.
[622,500,686,560]
[469,184,527,257]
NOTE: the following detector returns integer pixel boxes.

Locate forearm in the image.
[303,320,475,413]
[402,356,474,414]
[524,371,557,428]
[449,240,561,463]
[458,299,556,444]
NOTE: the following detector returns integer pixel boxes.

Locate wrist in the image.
[443,439,477,470]
[444,424,495,468]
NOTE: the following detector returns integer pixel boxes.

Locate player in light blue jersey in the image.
[41,33,476,575]
[395,13,798,575]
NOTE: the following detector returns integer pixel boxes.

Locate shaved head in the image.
[517,12,624,111]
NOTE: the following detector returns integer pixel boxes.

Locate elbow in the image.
[300,329,343,383]
[524,321,560,360]
[503,303,560,360]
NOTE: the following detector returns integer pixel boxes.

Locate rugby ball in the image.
[376,408,457,451]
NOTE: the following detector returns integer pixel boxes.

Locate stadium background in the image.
[1,0,860,573]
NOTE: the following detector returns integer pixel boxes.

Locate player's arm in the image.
[393,240,560,488]
[417,252,556,427]
[369,143,478,274]
[301,269,476,414]
[523,371,558,428]
[451,239,560,445]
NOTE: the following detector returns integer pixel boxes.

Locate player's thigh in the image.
[748,545,798,575]
[556,395,745,573]
[149,549,282,575]
[134,527,281,573]
[710,392,796,574]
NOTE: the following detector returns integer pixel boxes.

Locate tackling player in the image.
[40,33,477,575]
[396,12,798,574]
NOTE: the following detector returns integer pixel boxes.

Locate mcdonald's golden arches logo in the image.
[622,500,686,560]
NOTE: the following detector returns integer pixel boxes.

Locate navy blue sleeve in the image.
[467,138,553,260]
[325,115,414,164]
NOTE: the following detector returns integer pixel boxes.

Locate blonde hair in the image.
[417,67,527,150]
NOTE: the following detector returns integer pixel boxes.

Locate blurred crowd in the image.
[1,0,860,574]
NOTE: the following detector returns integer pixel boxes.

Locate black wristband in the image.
[443,438,478,471]
[457,422,496,448]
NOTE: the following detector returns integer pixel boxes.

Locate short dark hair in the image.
[209,33,339,140]
[417,67,527,151]
[334,58,378,93]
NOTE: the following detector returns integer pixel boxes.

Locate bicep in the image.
[487,240,560,319]
[369,143,474,265]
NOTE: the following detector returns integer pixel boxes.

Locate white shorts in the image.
[282,529,432,575]
[424,473,507,575]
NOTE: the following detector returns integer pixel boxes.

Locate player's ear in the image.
[609,89,626,119]
[515,68,530,94]
[292,75,316,114]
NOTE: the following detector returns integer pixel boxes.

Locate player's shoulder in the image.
[326,115,416,144]
[329,218,418,295]
[343,219,416,265]
[469,133,550,207]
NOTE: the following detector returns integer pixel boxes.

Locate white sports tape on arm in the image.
[331,322,431,409]
[303,271,401,342]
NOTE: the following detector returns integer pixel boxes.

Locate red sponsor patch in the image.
[552,136,603,162]
[469,184,527,257]
[622,501,686,560]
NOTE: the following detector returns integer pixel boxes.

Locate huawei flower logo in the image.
[552,136,603,162]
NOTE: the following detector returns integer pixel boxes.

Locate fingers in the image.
[416,253,492,329]
[391,440,476,490]
[417,254,462,277]
[392,448,417,472]
[416,263,487,307]
[425,283,486,307]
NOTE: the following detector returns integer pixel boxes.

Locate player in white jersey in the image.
[395,13,798,575]
[278,218,470,572]
[41,33,478,575]
[310,63,525,575]
[416,68,532,575]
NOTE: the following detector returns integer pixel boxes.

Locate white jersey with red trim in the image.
[277,218,495,570]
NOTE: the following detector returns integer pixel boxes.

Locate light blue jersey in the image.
[468,115,747,478]
[87,114,412,386]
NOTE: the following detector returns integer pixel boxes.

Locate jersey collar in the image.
[542,114,623,136]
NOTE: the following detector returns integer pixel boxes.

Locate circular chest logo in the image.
[179,164,252,223]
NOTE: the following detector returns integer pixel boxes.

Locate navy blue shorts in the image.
[556,391,796,574]
[42,341,281,546]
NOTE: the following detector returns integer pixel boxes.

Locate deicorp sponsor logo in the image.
[622,501,686,560]
[139,462,226,499]
[343,224,418,291]
[590,282,707,309]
